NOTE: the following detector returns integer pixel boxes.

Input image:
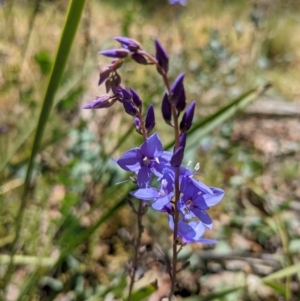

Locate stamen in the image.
[187,160,192,167]
[194,162,200,171]
[155,157,160,164]
[143,157,151,165]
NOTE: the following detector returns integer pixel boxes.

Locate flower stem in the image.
[168,104,181,300]
[127,112,147,301]
[141,49,181,299]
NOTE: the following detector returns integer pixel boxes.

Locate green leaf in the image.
[262,262,300,282]
[164,84,270,150]
[130,284,156,301]
[263,280,286,296]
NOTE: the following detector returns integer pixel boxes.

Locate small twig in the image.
[127,200,144,301]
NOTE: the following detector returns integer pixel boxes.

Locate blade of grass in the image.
[164,84,271,150]
[1,0,87,295]
[262,262,300,282]
[263,280,286,296]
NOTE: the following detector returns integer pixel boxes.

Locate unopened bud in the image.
[161,93,172,125]
[99,48,130,58]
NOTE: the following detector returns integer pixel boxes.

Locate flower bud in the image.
[83,95,117,109]
[180,101,195,133]
[161,93,172,125]
[114,36,142,52]
[123,99,137,116]
[132,53,148,65]
[176,87,186,115]
[130,88,142,109]
[98,66,111,86]
[120,87,132,101]
[99,48,130,58]
[133,117,142,134]
[105,73,121,93]
[170,73,185,104]
[171,146,184,167]
[179,133,187,150]
[155,39,169,75]
[145,104,155,133]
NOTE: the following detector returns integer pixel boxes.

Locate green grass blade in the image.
[2,0,87,293]
[263,280,286,296]
[262,262,300,282]
[164,84,270,150]
[130,284,156,301]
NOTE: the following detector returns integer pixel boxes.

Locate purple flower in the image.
[130,171,174,211]
[169,0,187,5]
[83,95,117,109]
[114,37,142,52]
[99,48,131,58]
[179,177,224,229]
[116,133,172,187]
[168,216,217,244]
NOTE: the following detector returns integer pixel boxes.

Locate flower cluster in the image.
[83,37,224,244]
[119,133,224,244]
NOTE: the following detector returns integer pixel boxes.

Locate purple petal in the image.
[83,95,115,109]
[186,221,205,240]
[130,188,158,200]
[137,165,152,187]
[204,187,225,207]
[191,209,213,229]
[161,151,173,162]
[191,178,213,194]
[99,48,130,58]
[178,220,196,238]
[114,36,141,52]
[140,133,163,158]
[193,195,209,210]
[152,193,173,210]
[117,148,142,171]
